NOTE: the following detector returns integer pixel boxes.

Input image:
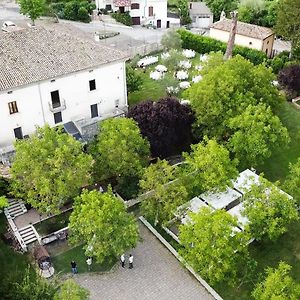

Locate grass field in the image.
[257,101,300,183]
[52,245,116,274]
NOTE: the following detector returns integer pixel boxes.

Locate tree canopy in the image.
[18,0,45,25]
[128,98,194,158]
[185,55,282,140]
[284,157,300,205]
[161,29,182,50]
[54,279,89,300]
[179,207,251,285]
[11,125,92,214]
[252,262,300,300]
[275,0,300,59]
[183,138,238,193]
[139,159,188,225]
[69,189,139,263]
[90,118,150,182]
[243,177,299,241]
[278,64,300,98]
[227,103,290,168]
[204,0,238,20]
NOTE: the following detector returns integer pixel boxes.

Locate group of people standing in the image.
[70,254,134,274]
[120,254,134,269]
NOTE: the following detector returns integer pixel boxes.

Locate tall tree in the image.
[69,189,139,263]
[204,0,239,20]
[54,279,89,300]
[185,55,282,139]
[90,118,150,182]
[177,0,191,25]
[227,103,290,168]
[275,0,300,59]
[252,262,300,299]
[18,0,45,25]
[243,177,299,241]
[179,207,252,285]
[183,138,238,192]
[139,159,188,225]
[11,125,92,214]
[128,98,194,158]
[284,157,300,205]
[161,29,182,50]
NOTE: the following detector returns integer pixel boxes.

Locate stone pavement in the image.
[75,223,215,300]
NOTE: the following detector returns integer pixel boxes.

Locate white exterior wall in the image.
[0,60,127,150]
[210,28,263,51]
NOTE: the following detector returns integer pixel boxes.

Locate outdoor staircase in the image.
[4,199,27,219]
[18,225,40,246]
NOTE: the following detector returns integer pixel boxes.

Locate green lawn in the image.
[215,219,300,300]
[0,215,32,299]
[257,101,300,182]
[34,210,72,236]
[52,245,116,274]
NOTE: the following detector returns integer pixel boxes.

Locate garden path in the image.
[75,223,215,300]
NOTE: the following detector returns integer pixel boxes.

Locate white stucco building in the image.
[97,0,179,28]
[0,26,128,163]
[210,18,275,57]
[189,2,213,29]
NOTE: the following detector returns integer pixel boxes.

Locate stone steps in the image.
[4,199,27,219]
[18,225,39,245]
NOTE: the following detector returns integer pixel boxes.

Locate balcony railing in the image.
[48,99,66,112]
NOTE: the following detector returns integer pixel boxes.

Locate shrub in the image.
[111,11,133,26]
[64,1,80,20]
[268,51,291,74]
[278,64,300,98]
[126,66,143,93]
[178,29,267,65]
[77,6,90,22]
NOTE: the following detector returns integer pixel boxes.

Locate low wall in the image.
[139,216,223,300]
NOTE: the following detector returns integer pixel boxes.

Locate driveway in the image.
[75,223,215,300]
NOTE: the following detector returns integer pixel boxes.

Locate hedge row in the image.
[178,29,267,65]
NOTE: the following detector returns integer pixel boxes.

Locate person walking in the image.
[120,254,125,268]
[71,260,78,274]
[129,254,133,269]
[86,257,92,271]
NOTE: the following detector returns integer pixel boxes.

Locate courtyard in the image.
[75,223,215,300]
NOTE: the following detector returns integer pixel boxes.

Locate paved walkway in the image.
[75,224,215,300]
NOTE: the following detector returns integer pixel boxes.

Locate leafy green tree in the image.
[54,279,89,300]
[179,207,252,285]
[77,6,90,23]
[139,159,188,225]
[90,118,150,184]
[227,104,290,168]
[178,0,191,25]
[183,138,238,192]
[126,66,143,93]
[161,49,184,71]
[284,157,300,204]
[18,0,45,25]
[11,125,92,214]
[275,0,300,59]
[69,189,139,263]
[205,0,238,20]
[185,55,282,139]
[252,262,300,300]
[161,29,182,50]
[243,177,299,241]
[14,267,57,300]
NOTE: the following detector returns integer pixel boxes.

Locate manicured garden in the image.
[52,245,116,274]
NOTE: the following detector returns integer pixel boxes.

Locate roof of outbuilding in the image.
[189,2,212,15]
[0,26,128,91]
[210,18,274,40]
